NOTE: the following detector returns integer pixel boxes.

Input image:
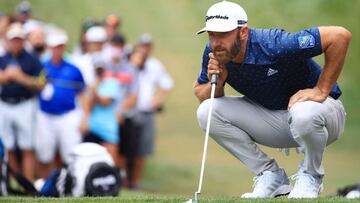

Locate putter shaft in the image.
[194,78,217,201]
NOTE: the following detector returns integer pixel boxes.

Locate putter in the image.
[185,74,218,203]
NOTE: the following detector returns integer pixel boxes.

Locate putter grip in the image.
[210,74,218,85]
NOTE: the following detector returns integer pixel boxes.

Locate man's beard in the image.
[213,30,242,65]
[34,45,45,54]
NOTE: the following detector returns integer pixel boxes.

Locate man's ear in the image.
[240,26,249,40]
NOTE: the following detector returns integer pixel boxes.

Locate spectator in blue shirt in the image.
[0,23,43,182]
[35,30,86,178]
[195,1,351,199]
[83,62,122,168]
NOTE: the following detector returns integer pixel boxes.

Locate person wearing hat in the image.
[15,1,32,24]
[195,1,351,199]
[35,30,86,178]
[82,59,123,168]
[0,13,12,56]
[104,14,122,43]
[124,35,173,189]
[86,26,107,55]
[0,23,44,182]
[72,26,107,87]
[26,25,47,59]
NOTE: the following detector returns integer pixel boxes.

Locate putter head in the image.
[184,199,197,203]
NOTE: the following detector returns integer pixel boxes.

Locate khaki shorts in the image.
[0,98,37,150]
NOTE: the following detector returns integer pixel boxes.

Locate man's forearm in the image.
[0,72,7,84]
[80,92,91,118]
[317,26,352,96]
[17,74,44,91]
[193,81,225,102]
[121,94,137,111]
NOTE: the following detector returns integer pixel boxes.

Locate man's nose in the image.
[211,38,222,47]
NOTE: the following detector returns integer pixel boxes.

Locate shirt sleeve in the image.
[73,65,86,92]
[0,57,5,70]
[197,43,212,84]
[153,60,174,91]
[260,27,322,59]
[31,56,44,76]
[128,65,139,94]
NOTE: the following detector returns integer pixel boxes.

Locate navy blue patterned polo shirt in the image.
[197,27,341,110]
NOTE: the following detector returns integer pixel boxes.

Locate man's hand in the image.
[288,86,327,110]
[0,70,10,84]
[5,66,26,83]
[152,98,164,112]
[208,52,228,85]
[193,52,227,102]
[117,112,125,125]
[79,117,89,135]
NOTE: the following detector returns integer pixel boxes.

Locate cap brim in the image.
[196,24,238,35]
[49,43,66,47]
[196,28,206,35]
[7,35,25,40]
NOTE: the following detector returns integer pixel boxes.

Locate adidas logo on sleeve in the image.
[267,68,278,76]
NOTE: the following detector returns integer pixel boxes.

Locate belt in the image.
[140,111,154,115]
[0,96,33,104]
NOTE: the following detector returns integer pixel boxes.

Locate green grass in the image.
[0,193,357,203]
[0,189,358,203]
[0,0,360,200]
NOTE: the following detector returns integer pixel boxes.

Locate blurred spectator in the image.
[103,33,126,67]
[126,33,174,189]
[0,13,12,56]
[16,0,48,58]
[0,23,44,181]
[15,1,32,24]
[85,26,106,55]
[102,15,126,70]
[104,14,121,43]
[72,25,106,87]
[72,17,99,58]
[35,30,86,178]
[83,61,123,168]
[25,25,47,59]
[135,33,173,116]
[103,38,139,187]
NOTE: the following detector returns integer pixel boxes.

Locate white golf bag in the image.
[39,142,121,197]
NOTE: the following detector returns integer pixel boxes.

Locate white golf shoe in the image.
[288,171,323,198]
[241,168,292,198]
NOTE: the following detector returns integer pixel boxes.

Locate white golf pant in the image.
[196,96,346,177]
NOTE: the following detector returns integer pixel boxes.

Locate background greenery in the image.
[1,0,359,201]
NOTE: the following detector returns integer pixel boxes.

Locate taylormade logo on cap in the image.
[197,0,248,35]
[206,15,229,21]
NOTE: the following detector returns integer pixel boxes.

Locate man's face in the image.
[51,44,65,60]
[130,49,147,69]
[138,43,152,58]
[7,37,24,54]
[208,28,242,64]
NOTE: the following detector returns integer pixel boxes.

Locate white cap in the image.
[46,30,68,47]
[23,19,44,34]
[86,26,106,43]
[138,33,153,45]
[16,1,31,14]
[6,23,26,39]
[197,1,247,35]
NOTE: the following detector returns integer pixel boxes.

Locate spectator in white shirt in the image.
[125,33,173,189]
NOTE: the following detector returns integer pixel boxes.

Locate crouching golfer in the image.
[194,1,351,198]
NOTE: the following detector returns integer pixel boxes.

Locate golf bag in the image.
[337,182,360,199]
[0,138,38,196]
[39,142,121,197]
[0,138,6,196]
